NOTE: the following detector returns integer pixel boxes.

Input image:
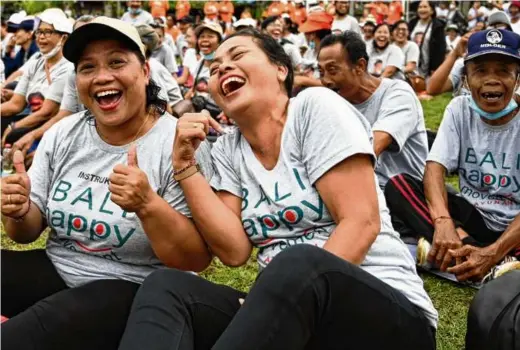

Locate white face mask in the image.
[42,37,63,61]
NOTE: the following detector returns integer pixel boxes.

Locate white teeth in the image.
[96,90,120,98]
[221,77,245,96]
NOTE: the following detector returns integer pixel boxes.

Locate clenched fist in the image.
[1,151,31,219]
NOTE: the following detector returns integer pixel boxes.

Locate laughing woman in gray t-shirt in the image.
[119,29,437,350]
[0,18,213,349]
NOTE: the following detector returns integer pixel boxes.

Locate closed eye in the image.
[232,51,245,60]
[210,65,219,76]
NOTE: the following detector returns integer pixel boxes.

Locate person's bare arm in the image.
[493,214,520,260]
[293,75,322,88]
[381,66,397,78]
[12,99,60,129]
[320,154,381,264]
[373,131,393,157]
[427,33,470,96]
[1,94,26,117]
[2,69,23,88]
[404,61,417,74]
[176,68,190,85]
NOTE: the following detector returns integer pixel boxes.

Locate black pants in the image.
[384,174,506,246]
[119,245,436,350]
[1,249,139,350]
[466,270,520,350]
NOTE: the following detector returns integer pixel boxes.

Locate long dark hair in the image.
[223,28,294,96]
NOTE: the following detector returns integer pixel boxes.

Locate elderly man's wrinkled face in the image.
[318,43,362,102]
[466,55,519,113]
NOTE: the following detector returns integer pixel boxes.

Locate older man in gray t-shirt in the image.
[354,78,428,188]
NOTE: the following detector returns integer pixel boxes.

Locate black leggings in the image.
[1,249,139,350]
[119,245,436,350]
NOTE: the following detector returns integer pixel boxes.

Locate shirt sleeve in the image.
[28,123,59,215]
[372,82,423,153]
[426,98,461,173]
[406,42,420,64]
[449,59,464,92]
[60,72,80,113]
[160,67,183,106]
[297,87,376,185]
[209,134,243,197]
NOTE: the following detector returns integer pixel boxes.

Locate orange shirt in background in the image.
[387,1,403,24]
[149,0,169,18]
[204,1,220,21]
[291,6,307,26]
[176,0,191,20]
[219,1,235,23]
[365,2,388,24]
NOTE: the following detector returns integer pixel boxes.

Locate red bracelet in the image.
[12,200,31,222]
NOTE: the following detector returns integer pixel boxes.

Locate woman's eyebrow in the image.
[213,45,246,64]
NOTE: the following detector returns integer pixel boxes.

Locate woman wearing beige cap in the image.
[1,16,213,349]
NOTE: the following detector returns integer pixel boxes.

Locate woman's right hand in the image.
[1,151,31,219]
[173,110,222,170]
[428,218,462,271]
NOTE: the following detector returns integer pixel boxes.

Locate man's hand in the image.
[108,145,155,215]
[453,32,471,58]
[447,245,500,282]
[428,218,462,271]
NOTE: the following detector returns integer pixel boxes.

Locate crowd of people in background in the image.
[0,1,519,350]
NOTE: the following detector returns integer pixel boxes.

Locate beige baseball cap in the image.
[63,16,146,65]
[195,22,223,39]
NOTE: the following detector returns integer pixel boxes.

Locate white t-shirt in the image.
[14,56,73,105]
[468,6,489,28]
[367,43,405,80]
[511,19,520,35]
[428,96,520,233]
[209,87,438,328]
[399,41,420,67]
[411,20,432,76]
[151,45,179,75]
[446,35,461,52]
[29,112,213,287]
[332,15,361,34]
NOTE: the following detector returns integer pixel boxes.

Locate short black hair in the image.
[319,31,369,66]
[261,16,280,30]
[223,28,294,96]
[374,22,391,34]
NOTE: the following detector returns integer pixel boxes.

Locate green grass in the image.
[1,94,473,349]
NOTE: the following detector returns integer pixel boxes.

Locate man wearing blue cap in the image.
[386,29,520,347]
[3,17,39,78]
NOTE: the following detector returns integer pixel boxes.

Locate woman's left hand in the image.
[447,245,500,282]
[109,145,155,215]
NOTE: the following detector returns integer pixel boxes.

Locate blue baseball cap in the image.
[465,29,520,62]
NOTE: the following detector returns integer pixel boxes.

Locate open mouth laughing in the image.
[220,75,246,97]
[94,89,123,111]
[480,91,504,103]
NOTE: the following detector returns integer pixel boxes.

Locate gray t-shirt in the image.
[151,45,179,74]
[281,42,302,68]
[210,87,438,327]
[28,112,213,287]
[60,68,84,113]
[428,96,520,233]
[46,65,74,105]
[411,20,432,76]
[400,41,420,67]
[121,10,154,25]
[367,44,405,80]
[354,79,428,187]
[149,57,183,107]
[14,56,73,104]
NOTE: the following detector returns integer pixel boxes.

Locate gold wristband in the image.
[174,164,200,182]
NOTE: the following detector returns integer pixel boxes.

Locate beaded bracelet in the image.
[173,159,196,176]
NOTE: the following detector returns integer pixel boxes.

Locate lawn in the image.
[1,93,474,349]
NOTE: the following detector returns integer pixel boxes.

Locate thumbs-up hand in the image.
[109,144,155,215]
[1,150,32,219]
